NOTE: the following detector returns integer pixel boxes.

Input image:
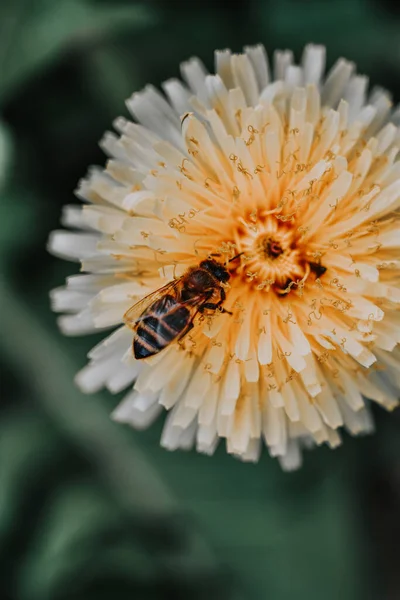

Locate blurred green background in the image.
[1,1,400,599]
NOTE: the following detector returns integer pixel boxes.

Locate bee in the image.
[124,257,240,359]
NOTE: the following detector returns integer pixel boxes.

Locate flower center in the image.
[256,236,284,259]
[233,215,319,294]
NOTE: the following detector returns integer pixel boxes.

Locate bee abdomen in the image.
[134,307,191,359]
[163,306,191,333]
[134,321,160,359]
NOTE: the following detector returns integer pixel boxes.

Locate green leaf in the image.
[0,121,12,190]
[0,185,38,258]
[0,410,62,545]
[256,0,400,81]
[18,483,157,600]
[0,0,155,104]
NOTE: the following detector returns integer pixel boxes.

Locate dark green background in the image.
[1,1,400,598]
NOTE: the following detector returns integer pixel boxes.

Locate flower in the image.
[49,44,400,470]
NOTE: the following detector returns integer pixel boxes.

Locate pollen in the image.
[256,235,284,259]
[238,219,307,291]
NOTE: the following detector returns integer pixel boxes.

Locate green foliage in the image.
[0,0,154,104]
[1,1,399,599]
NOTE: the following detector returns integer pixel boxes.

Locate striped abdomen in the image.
[133,294,192,359]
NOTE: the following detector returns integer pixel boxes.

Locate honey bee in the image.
[124,257,240,359]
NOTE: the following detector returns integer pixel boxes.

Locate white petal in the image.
[273,49,293,81]
[244,44,270,91]
[278,439,302,471]
[181,57,208,102]
[162,78,191,116]
[302,44,326,86]
[48,231,99,261]
[127,85,183,149]
[322,58,354,107]
[112,390,162,429]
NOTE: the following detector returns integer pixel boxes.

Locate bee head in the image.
[200,259,230,283]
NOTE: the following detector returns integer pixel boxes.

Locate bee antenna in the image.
[227,252,244,264]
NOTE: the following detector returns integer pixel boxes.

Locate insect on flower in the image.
[124,256,241,359]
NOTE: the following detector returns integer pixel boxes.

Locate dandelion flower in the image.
[49,44,400,470]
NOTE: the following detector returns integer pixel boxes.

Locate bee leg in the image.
[199,288,232,314]
[198,302,218,312]
[215,288,232,314]
[199,302,232,315]
[198,305,232,316]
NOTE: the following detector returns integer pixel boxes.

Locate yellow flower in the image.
[49,44,400,470]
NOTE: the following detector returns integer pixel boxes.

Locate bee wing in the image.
[123,279,182,329]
